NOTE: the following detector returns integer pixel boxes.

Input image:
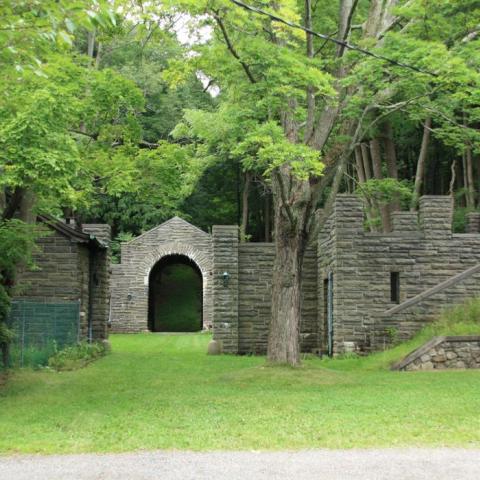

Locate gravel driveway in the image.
[1,449,479,480]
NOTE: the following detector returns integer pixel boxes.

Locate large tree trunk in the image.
[18,190,36,224]
[267,166,310,366]
[411,117,431,210]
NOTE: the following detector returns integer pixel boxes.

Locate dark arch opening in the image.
[148,254,203,332]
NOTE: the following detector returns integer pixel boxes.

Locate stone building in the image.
[111,195,480,356]
[15,215,111,341]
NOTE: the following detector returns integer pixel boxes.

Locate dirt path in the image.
[1,449,479,480]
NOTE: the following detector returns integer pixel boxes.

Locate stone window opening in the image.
[390,272,400,304]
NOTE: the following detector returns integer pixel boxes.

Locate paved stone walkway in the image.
[1,449,479,480]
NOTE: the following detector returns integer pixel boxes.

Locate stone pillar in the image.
[466,213,480,233]
[330,195,364,354]
[419,196,452,238]
[334,195,364,236]
[212,226,239,353]
[82,224,112,246]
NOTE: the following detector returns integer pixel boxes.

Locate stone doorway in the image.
[148,254,203,332]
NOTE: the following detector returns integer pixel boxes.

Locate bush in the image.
[9,341,57,369]
[48,341,109,371]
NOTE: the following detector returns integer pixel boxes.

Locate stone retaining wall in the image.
[392,336,480,371]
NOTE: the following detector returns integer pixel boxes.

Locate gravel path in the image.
[1,449,479,480]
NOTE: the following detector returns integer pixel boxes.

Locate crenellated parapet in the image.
[318,194,480,356]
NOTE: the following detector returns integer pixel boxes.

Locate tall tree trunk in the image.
[411,117,431,210]
[360,143,373,180]
[382,121,400,211]
[0,187,5,214]
[18,190,36,224]
[465,146,475,208]
[449,158,457,197]
[268,166,310,366]
[370,137,391,232]
[240,171,251,242]
[87,30,96,59]
[354,146,375,229]
[264,193,271,242]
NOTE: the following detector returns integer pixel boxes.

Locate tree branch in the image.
[213,12,257,84]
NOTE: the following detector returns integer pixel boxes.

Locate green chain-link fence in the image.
[7,300,80,367]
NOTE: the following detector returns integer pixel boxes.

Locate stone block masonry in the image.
[318,195,480,355]
[110,217,214,333]
[15,217,111,342]
[111,195,480,357]
[212,226,239,353]
[392,336,480,371]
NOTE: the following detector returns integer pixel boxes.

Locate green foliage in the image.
[9,340,57,370]
[0,220,37,326]
[452,206,478,233]
[0,0,115,77]
[356,178,413,207]
[0,322,16,346]
[110,232,134,264]
[260,142,324,180]
[83,142,205,236]
[47,341,108,372]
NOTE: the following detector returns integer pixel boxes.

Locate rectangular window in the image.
[390,272,400,304]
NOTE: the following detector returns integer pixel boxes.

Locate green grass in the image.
[1,329,480,454]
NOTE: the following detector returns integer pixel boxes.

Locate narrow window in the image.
[390,272,400,304]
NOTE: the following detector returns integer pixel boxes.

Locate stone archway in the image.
[140,242,213,331]
[110,218,213,333]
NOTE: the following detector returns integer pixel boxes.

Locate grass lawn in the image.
[1,332,480,454]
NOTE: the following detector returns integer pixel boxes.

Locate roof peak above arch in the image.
[126,216,210,246]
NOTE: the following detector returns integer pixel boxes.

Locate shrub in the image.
[48,341,109,371]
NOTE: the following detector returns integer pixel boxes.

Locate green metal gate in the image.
[7,300,80,367]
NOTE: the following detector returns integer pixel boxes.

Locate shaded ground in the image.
[1,449,480,480]
[0,334,480,454]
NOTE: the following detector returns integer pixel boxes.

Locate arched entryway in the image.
[148,254,203,332]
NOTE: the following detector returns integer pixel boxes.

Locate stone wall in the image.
[110,217,213,332]
[16,229,83,303]
[111,196,480,357]
[83,224,111,340]
[212,226,239,353]
[319,195,480,355]
[236,244,318,354]
[15,225,110,341]
[392,336,480,371]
